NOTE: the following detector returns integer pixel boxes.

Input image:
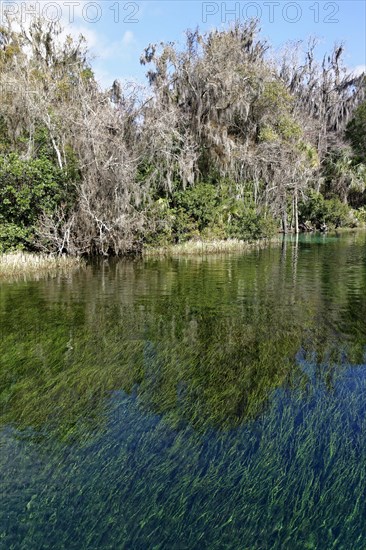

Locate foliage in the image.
[145,183,277,246]
[228,204,277,240]
[346,99,366,163]
[354,206,366,224]
[0,154,70,250]
[299,191,354,229]
[322,149,366,205]
[0,16,365,254]
[172,183,219,231]
[0,223,30,252]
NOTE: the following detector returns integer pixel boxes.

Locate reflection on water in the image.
[1,232,366,548]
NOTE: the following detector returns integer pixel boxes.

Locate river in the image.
[1,232,366,549]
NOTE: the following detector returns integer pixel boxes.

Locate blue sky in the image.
[3,1,366,87]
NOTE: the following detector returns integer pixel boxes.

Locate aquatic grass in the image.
[143,237,281,256]
[2,365,366,549]
[0,252,84,281]
[1,232,366,549]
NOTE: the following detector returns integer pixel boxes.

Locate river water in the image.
[1,232,366,549]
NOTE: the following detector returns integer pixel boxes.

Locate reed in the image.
[143,237,281,256]
[0,252,84,281]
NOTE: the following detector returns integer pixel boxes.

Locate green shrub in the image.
[228,206,277,240]
[346,100,366,163]
[354,207,366,224]
[145,182,277,246]
[299,191,352,229]
[0,153,71,251]
[171,207,200,242]
[324,198,354,228]
[0,223,30,252]
[172,183,219,231]
[143,199,173,247]
[200,222,227,241]
[143,199,199,246]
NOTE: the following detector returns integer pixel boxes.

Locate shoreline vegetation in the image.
[0,17,365,258]
[0,252,84,280]
[143,236,281,256]
[144,227,366,257]
[0,238,279,279]
[2,225,365,280]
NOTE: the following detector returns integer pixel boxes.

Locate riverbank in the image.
[0,252,84,281]
[143,237,281,256]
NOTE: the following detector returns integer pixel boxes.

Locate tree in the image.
[1,16,365,253]
[0,15,148,255]
[346,100,366,163]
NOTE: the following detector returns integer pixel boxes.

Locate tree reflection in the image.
[1,233,366,440]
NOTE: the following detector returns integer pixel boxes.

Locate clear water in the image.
[1,232,366,549]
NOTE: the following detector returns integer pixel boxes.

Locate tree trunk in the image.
[282,201,288,234]
[294,187,299,234]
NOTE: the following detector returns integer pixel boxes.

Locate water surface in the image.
[1,232,366,549]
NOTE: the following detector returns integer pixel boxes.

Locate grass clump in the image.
[144,237,280,256]
[0,252,84,280]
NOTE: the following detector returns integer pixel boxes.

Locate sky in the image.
[1,1,365,88]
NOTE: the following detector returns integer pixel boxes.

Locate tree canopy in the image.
[0,17,365,255]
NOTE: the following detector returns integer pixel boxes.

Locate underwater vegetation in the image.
[1,232,366,548]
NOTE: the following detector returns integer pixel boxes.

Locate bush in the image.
[0,153,71,251]
[143,199,199,246]
[299,191,352,229]
[0,223,30,253]
[346,101,366,163]
[228,206,277,240]
[171,207,200,242]
[354,207,366,224]
[323,198,354,228]
[145,182,278,247]
[172,183,219,231]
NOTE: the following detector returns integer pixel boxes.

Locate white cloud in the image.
[90,31,137,62]
[351,65,366,77]
[62,25,99,48]
[122,31,135,47]
[92,65,113,90]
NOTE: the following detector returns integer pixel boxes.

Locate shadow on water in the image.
[1,231,366,548]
